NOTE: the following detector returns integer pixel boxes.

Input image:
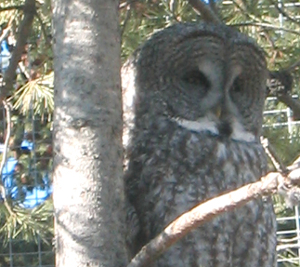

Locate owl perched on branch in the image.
[122,23,276,267]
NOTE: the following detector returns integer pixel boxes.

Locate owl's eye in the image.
[182,70,210,89]
[231,78,242,93]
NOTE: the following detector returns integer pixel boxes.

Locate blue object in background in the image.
[2,157,18,193]
[21,139,34,151]
[20,171,53,208]
[19,184,53,209]
[1,156,52,208]
[0,40,11,73]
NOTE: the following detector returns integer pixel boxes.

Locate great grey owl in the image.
[122,23,276,267]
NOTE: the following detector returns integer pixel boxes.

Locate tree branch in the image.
[0,101,11,177]
[0,5,24,12]
[277,94,300,120]
[0,0,36,102]
[268,0,300,26]
[188,0,221,24]
[0,101,15,216]
[231,22,300,36]
[35,10,51,46]
[231,0,251,21]
[0,16,14,44]
[261,137,288,174]
[121,3,132,37]
[286,58,300,72]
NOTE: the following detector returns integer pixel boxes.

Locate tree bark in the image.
[52,0,126,266]
[277,94,300,120]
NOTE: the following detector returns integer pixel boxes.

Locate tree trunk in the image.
[52,0,126,266]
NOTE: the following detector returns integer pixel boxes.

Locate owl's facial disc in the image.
[172,77,256,143]
[167,47,261,143]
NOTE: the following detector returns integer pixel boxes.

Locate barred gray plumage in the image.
[122,23,276,267]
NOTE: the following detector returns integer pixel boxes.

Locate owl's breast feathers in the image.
[125,117,276,267]
[125,116,268,205]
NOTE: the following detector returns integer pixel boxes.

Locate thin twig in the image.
[287,59,300,71]
[287,156,300,172]
[0,5,24,12]
[268,0,300,26]
[169,0,180,22]
[0,101,11,176]
[121,4,132,37]
[231,22,300,36]
[0,101,15,216]
[35,10,51,46]
[188,0,221,24]
[261,137,288,174]
[17,62,30,80]
[277,94,300,120]
[0,16,15,45]
[119,1,131,10]
[0,0,36,102]
[231,0,254,22]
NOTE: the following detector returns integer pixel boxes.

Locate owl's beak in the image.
[213,106,222,118]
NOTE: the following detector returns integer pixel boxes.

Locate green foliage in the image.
[10,71,54,115]
[120,0,200,61]
[0,7,54,267]
[0,200,53,243]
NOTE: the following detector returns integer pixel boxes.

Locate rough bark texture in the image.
[52,1,126,266]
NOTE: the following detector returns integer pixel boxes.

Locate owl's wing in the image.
[125,200,142,260]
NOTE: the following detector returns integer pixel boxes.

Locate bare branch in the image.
[286,59,300,71]
[0,16,15,44]
[0,5,24,12]
[231,22,300,35]
[121,3,132,37]
[277,94,300,120]
[0,101,15,215]
[261,138,288,174]
[268,0,300,26]
[0,101,11,177]
[127,171,286,267]
[0,0,36,102]
[35,10,51,46]
[188,0,221,24]
[119,1,132,10]
[288,157,300,172]
[231,0,254,21]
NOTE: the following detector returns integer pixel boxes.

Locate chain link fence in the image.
[264,96,300,266]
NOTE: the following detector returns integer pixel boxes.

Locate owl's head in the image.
[123,23,267,143]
